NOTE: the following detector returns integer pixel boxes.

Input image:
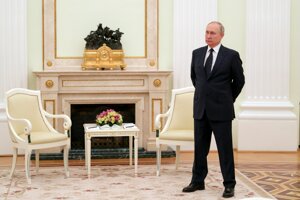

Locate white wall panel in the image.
[173,0,217,89]
[0,0,27,154]
[172,0,218,150]
[245,0,290,100]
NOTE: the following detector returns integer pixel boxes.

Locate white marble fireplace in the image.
[34,70,171,151]
[34,0,172,151]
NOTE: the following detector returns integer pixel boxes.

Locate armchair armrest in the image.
[43,111,72,130]
[155,109,171,137]
[7,116,32,143]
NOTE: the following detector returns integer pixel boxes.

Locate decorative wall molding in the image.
[238,0,298,151]
[173,0,217,88]
[239,103,296,120]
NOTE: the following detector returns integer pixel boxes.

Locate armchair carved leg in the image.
[175,145,180,170]
[25,149,32,184]
[9,147,18,179]
[156,143,161,176]
[63,145,70,177]
[35,150,39,173]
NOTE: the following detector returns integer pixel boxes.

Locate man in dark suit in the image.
[182,21,245,198]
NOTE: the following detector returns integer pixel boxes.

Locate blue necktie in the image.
[205,48,214,76]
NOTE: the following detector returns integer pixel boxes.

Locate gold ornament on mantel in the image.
[81,23,126,70]
[82,44,126,70]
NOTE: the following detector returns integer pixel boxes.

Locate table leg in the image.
[85,134,87,169]
[87,137,91,176]
[129,136,133,166]
[134,134,138,175]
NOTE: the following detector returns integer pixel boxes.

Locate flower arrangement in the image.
[96,109,123,126]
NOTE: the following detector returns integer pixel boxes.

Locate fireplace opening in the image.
[71,104,135,149]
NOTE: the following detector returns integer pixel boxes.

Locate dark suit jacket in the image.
[191,45,245,121]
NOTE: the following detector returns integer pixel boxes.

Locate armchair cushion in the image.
[159,130,194,141]
[20,131,68,144]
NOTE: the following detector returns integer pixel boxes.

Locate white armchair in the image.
[155,87,195,176]
[5,88,71,184]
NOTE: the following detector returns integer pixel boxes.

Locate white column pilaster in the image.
[172,0,218,150]
[0,0,27,154]
[238,0,298,151]
[173,0,217,88]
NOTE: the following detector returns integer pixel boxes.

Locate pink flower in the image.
[96,109,123,126]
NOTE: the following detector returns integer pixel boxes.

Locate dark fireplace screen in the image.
[71,104,135,149]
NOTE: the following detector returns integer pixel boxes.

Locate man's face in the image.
[205,23,224,48]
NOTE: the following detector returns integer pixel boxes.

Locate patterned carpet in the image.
[237,163,300,200]
[0,164,274,200]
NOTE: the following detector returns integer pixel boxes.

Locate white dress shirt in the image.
[204,43,221,71]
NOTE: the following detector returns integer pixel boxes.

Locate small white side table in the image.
[83,123,140,176]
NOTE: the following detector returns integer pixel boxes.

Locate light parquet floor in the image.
[1,150,299,200]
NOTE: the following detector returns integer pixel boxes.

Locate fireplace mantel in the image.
[34,70,172,151]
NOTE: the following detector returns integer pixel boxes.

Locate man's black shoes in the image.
[222,187,234,198]
[182,183,205,192]
[183,183,234,198]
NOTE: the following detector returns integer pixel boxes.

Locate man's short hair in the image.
[208,21,225,34]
